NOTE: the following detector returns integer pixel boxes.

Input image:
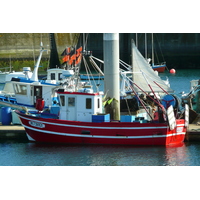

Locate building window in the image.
[68,97,75,107]
[86,98,92,109]
[60,95,65,106]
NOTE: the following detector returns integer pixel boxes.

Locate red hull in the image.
[17,111,186,146]
[153,66,166,73]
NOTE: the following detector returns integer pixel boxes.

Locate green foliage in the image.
[0,59,50,72]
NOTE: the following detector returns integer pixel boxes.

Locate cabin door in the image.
[33,86,43,106]
[66,97,76,120]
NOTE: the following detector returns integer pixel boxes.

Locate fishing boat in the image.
[0,33,82,110]
[15,34,189,146]
[0,46,61,110]
[181,79,200,123]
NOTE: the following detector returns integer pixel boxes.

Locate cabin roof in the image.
[11,77,58,86]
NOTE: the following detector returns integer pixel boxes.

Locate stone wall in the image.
[1,33,200,69]
[0,33,79,58]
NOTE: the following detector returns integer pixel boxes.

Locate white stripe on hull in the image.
[26,133,36,141]
[20,115,169,130]
[22,123,186,140]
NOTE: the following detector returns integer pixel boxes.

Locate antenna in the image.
[40,33,43,46]
[9,55,12,72]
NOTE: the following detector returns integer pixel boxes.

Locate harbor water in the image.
[1,69,200,200]
[1,69,200,166]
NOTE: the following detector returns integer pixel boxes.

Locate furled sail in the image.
[131,41,174,93]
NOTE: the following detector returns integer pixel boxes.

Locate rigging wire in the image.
[82,56,100,92]
[155,33,165,62]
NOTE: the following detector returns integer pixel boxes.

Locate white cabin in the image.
[0,67,32,94]
[47,68,65,83]
[57,89,103,122]
[12,81,57,107]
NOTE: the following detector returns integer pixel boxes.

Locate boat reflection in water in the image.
[18,141,193,166]
[165,142,188,166]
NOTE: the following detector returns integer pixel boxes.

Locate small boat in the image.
[152,62,166,73]
[143,33,167,73]
[0,67,33,106]
[0,71,12,84]
[0,56,18,83]
[15,34,189,146]
[151,33,167,73]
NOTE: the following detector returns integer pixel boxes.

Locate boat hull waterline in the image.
[152,65,166,73]
[17,111,186,146]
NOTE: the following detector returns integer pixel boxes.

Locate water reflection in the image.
[164,142,200,166]
[164,143,188,166]
[24,142,200,166]
[1,140,200,166]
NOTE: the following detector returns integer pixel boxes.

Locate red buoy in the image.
[170,69,176,74]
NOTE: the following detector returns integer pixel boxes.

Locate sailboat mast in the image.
[145,33,147,60]
[136,33,138,48]
[152,33,154,66]
[131,39,135,83]
[103,33,120,121]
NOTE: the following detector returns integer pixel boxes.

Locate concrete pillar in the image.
[103,33,120,121]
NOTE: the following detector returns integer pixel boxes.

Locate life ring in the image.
[161,94,175,109]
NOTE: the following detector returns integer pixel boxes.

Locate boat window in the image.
[58,73,62,80]
[60,95,65,106]
[35,87,41,97]
[68,97,75,107]
[15,84,27,95]
[13,84,18,93]
[30,86,33,96]
[86,98,92,109]
[51,73,55,80]
[97,98,100,108]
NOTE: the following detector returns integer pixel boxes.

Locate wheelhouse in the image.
[57,89,103,122]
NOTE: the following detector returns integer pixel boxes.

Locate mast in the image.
[103,33,120,121]
[135,33,138,48]
[49,33,60,69]
[152,33,154,67]
[145,33,147,60]
[131,39,135,83]
[30,46,46,81]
